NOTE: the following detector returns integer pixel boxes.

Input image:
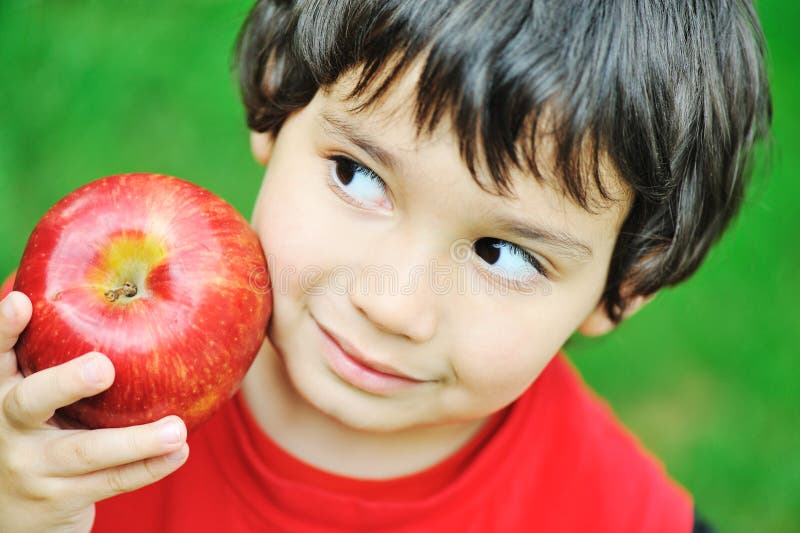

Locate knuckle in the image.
[3,455,49,502]
[142,456,162,482]
[52,508,95,532]
[23,477,56,504]
[127,427,147,456]
[71,437,93,468]
[106,467,128,494]
[2,449,26,486]
[3,383,30,427]
[32,478,89,517]
[35,479,78,516]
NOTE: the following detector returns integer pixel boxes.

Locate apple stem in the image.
[104,282,138,302]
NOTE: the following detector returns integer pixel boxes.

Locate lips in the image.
[316,321,427,395]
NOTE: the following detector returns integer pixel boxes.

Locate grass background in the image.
[0,1,796,530]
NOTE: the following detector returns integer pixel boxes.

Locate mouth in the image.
[316,321,427,395]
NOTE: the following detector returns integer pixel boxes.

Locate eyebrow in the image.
[319,111,400,171]
[495,216,595,260]
[320,110,594,261]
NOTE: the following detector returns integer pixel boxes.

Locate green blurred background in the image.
[0,1,796,530]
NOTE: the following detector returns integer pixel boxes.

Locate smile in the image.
[316,321,427,395]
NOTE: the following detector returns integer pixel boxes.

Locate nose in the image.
[349,236,438,343]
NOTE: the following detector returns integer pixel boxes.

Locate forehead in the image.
[317,67,633,238]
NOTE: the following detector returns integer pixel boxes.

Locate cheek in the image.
[255,175,314,298]
[252,165,354,300]
[452,322,553,407]
[448,300,581,409]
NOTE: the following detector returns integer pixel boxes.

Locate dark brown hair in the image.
[235,0,772,322]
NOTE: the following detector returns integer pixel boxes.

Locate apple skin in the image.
[13,173,271,431]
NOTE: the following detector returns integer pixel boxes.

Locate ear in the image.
[250,130,275,166]
[577,292,656,337]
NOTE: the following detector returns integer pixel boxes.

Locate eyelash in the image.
[325,155,387,209]
[488,239,551,280]
[324,154,551,281]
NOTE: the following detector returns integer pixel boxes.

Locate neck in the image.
[241,341,489,479]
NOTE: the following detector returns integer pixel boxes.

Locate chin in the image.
[324,408,396,433]
[290,367,422,433]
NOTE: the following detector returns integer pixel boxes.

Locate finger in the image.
[44,416,187,476]
[0,292,32,380]
[72,443,189,504]
[2,352,114,429]
[0,292,32,375]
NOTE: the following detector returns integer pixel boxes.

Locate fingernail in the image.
[1,295,16,321]
[159,420,183,445]
[81,356,104,385]
[165,444,188,463]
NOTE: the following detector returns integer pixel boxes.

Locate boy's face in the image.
[248,69,632,432]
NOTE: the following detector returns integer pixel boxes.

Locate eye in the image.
[327,156,390,210]
[474,237,549,282]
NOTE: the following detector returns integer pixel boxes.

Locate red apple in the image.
[13,173,271,431]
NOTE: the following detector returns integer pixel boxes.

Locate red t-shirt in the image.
[93,354,693,532]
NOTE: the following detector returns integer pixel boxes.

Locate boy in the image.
[0,0,770,531]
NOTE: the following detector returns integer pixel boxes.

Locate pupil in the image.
[336,159,355,186]
[475,238,500,264]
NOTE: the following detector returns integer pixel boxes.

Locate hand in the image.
[0,291,190,533]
